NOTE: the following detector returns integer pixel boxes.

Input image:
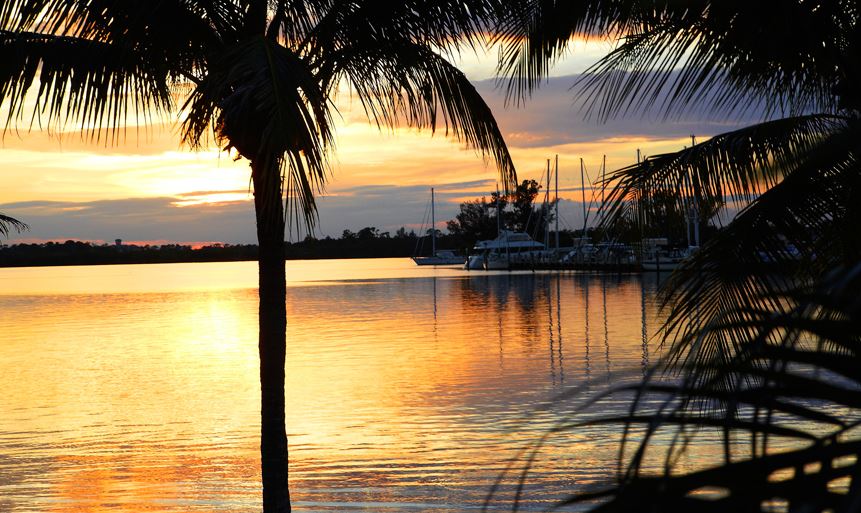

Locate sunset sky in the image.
[0,41,757,245]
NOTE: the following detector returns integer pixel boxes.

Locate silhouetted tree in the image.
[356,226,379,240]
[506,179,546,232]
[447,180,549,247]
[1,2,516,511]
[446,197,499,248]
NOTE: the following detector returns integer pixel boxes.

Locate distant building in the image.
[115,239,122,247]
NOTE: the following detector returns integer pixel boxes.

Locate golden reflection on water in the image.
[0,259,668,512]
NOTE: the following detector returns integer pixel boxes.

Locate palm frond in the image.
[1,0,220,139]
[306,0,503,54]
[658,124,861,384]
[0,213,28,237]
[598,114,846,234]
[496,1,849,117]
[0,30,174,140]
[312,32,516,191]
[493,0,635,104]
[576,8,841,121]
[267,0,332,44]
[581,265,861,512]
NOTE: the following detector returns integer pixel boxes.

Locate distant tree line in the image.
[0,240,259,267]
[4,178,680,268]
[0,229,447,267]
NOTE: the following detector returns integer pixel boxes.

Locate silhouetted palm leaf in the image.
[492,264,861,512]
[0,213,27,237]
[0,1,216,138]
[313,36,516,190]
[599,115,846,227]
[180,35,333,229]
[497,1,849,117]
[658,126,861,385]
[578,265,861,512]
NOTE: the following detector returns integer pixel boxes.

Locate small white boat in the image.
[465,230,545,270]
[412,188,465,266]
[412,250,465,266]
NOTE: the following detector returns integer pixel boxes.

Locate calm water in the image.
[0,259,669,512]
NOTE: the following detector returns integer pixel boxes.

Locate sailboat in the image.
[412,188,466,266]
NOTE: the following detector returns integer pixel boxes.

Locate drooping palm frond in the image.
[496,264,861,512]
[598,114,846,232]
[656,123,861,386]
[573,265,861,512]
[319,41,516,190]
[575,4,844,121]
[307,0,504,53]
[268,0,333,44]
[305,2,518,191]
[0,213,28,237]
[493,0,641,104]
[0,0,219,138]
[0,30,174,140]
[497,0,851,117]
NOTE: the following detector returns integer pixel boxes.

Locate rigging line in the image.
[582,161,601,231]
[413,199,432,257]
[544,159,552,246]
[526,164,548,239]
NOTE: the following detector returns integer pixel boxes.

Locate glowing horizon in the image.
[0,44,758,245]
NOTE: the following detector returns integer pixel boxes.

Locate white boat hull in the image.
[465,255,485,270]
[412,256,466,266]
[484,254,510,270]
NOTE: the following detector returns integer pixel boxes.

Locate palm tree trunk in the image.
[253,158,291,513]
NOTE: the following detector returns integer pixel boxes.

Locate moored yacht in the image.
[465,230,545,270]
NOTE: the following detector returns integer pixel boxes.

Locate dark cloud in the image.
[474,74,770,147]
[2,197,256,244]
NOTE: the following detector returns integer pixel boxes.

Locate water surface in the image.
[0,259,666,512]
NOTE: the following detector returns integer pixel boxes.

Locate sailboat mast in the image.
[545,159,551,246]
[554,154,559,250]
[580,158,587,233]
[496,183,501,237]
[431,187,436,256]
[601,155,606,205]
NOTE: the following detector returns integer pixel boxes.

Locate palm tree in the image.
[0,213,27,238]
[491,1,861,510]
[1,2,516,511]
